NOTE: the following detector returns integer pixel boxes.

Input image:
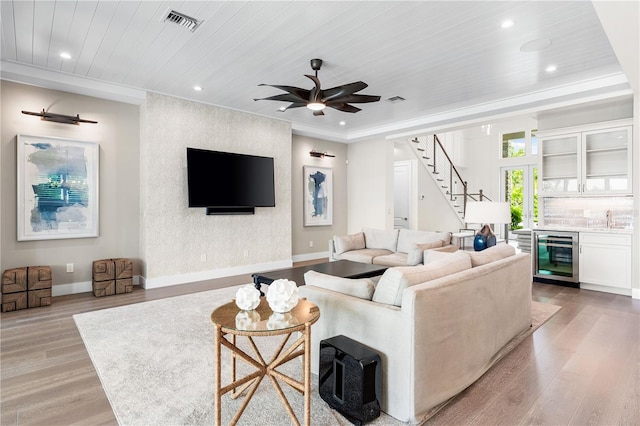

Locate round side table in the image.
[210,297,320,426]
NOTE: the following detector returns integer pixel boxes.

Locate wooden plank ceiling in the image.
[0,1,627,140]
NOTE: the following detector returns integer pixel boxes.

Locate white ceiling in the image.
[0,1,634,142]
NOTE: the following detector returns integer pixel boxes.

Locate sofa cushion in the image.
[468,243,516,267]
[372,252,408,267]
[363,228,399,252]
[397,229,452,254]
[303,270,376,300]
[335,248,393,264]
[423,248,460,264]
[406,240,444,266]
[333,232,366,255]
[372,251,472,306]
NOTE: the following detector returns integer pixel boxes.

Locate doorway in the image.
[501,165,538,232]
[394,161,413,229]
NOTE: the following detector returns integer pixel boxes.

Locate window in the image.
[501,131,526,158]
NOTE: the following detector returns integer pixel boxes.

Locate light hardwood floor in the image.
[1,266,639,425]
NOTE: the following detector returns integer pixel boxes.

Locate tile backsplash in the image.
[543,197,634,229]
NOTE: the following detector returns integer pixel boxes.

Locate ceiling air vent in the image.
[163,9,202,32]
[387,96,406,103]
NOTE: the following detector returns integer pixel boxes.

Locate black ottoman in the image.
[319,335,381,425]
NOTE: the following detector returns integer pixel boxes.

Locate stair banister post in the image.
[479,189,484,201]
[463,182,468,219]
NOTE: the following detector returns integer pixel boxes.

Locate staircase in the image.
[409,135,489,223]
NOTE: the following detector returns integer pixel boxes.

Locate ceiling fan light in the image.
[307,102,326,111]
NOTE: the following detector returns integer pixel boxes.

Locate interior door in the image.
[394,161,412,229]
[501,165,538,232]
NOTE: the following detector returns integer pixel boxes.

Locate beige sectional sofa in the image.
[329,228,458,266]
[300,244,532,424]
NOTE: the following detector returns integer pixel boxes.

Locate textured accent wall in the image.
[139,93,292,282]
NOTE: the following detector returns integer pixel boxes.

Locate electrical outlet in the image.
[66,263,74,273]
[200,254,207,262]
[309,240,314,248]
[243,250,249,258]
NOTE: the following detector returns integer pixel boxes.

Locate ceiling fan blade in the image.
[313,110,325,116]
[304,74,322,102]
[321,81,368,101]
[283,102,307,110]
[254,93,307,103]
[327,103,361,113]
[326,94,381,104]
[257,83,309,101]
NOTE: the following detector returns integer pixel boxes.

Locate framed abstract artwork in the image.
[16,134,99,241]
[303,165,333,226]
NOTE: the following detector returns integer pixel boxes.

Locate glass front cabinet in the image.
[539,120,633,196]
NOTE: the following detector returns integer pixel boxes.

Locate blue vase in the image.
[473,235,486,251]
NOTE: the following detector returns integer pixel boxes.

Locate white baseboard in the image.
[632,288,640,300]
[580,282,632,297]
[141,259,293,290]
[291,251,329,263]
[52,275,142,297]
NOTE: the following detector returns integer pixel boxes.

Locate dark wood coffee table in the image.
[252,260,387,294]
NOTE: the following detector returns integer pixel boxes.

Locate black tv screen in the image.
[187,148,275,212]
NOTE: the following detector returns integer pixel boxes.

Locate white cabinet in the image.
[539,120,632,196]
[579,232,632,293]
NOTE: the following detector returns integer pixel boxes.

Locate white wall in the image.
[393,141,463,232]
[347,139,394,232]
[139,93,292,287]
[1,80,140,292]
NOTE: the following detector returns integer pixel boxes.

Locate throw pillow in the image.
[363,228,399,252]
[397,229,452,253]
[468,243,515,267]
[334,232,366,255]
[373,251,472,306]
[406,240,444,266]
[303,270,376,300]
[422,248,458,264]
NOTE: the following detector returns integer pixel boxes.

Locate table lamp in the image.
[464,201,511,243]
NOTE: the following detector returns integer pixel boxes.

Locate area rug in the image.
[73,286,560,425]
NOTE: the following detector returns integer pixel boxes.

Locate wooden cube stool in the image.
[2,266,52,312]
[92,258,133,297]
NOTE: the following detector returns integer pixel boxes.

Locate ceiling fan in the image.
[254,58,381,116]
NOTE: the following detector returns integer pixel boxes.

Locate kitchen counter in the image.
[536,226,632,234]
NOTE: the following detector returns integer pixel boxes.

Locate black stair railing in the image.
[411,135,490,220]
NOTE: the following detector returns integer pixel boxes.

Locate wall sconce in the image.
[309,150,335,158]
[22,109,98,125]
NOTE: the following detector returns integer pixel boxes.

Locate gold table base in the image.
[213,323,312,426]
[211,298,320,425]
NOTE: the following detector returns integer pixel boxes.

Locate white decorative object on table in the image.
[235,310,261,330]
[234,284,261,311]
[266,279,299,313]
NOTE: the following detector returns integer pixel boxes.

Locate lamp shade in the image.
[465,201,510,225]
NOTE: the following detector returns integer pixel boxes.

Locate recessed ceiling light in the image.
[545,65,557,73]
[60,52,71,59]
[193,86,203,91]
[500,19,514,29]
[339,121,346,126]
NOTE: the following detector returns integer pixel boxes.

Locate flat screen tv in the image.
[186,147,275,215]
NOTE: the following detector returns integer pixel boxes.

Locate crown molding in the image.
[1,60,146,105]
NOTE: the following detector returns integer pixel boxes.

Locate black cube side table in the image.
[319,335,381,425]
